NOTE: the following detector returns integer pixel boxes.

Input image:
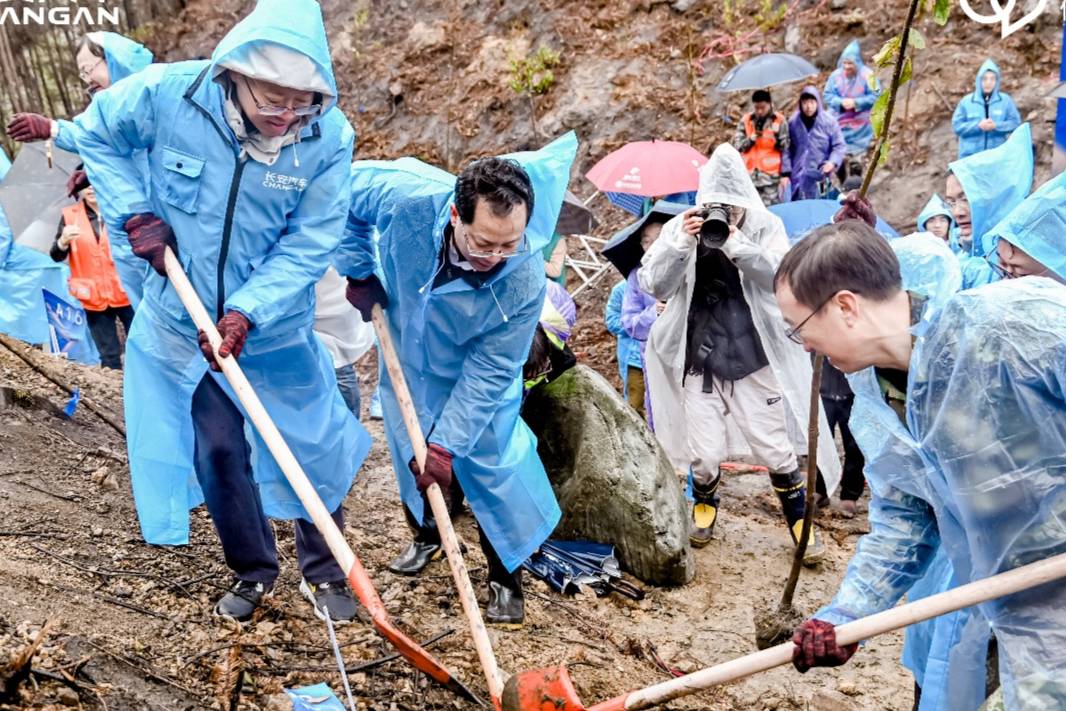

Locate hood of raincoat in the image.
[87,31,153,84]
[696,143,764,211]
[209,0,337,114]
[916,194,954,234]
[894,234,963,319]
[540,280,577,347]
[837,40,865,70]
[987,171,1066,281]
[797,84,824,111]
[948,122,1032,256]
[972,58,1002,101]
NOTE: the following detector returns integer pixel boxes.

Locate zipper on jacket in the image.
[216,157,247,320]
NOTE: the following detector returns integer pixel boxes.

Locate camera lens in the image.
[699,205,731,250]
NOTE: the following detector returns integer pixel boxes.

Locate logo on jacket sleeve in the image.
[263,171,309,192]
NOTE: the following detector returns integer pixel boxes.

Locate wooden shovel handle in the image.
[605,551,1066,710]
[370,304,506,702]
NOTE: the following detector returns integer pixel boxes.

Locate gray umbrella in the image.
[554,190,598,235]
[2,142,81,253]
[715,53,820,93]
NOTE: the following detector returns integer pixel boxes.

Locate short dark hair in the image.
[774,221,902,308]
[752,89,772,104]
[455,157,534,226]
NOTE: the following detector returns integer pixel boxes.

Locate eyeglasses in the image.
[78,57,104,83]
[243,77,320,118]
[943,195,969,209]
[457,221,529,259]
[984,245,1013,280]
[785,293,834,345]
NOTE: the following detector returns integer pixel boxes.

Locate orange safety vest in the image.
[742,111,785,176]
[61,202,130,312]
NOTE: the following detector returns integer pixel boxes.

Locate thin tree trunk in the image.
[0,28,29,113]
[45,30,72,118]
[28,42,57,119]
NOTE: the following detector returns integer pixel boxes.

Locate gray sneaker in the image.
[299,578,359,624]
[213,579,274,623]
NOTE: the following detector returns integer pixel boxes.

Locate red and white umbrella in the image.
[586,140,707,196]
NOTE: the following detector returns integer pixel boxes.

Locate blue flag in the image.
[42,289,100,366]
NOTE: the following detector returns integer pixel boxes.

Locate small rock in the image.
[91,526,103,537]
[56,686,80,706]
[837,680,861,696]
[672,0,698,10]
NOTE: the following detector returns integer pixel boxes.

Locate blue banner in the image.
[42,288,100,366]
[1056,19,1066,175]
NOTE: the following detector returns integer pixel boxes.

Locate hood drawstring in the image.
[418,259,447,295]
[489,283,509,323]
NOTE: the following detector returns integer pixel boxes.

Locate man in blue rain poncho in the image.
[73,0,371,624]
[988,170,1066,285]
[823,41,882,159]
[7,31,154,306]
[944,123,1033,289]
[952,59,1021,159]
[337,133,577,627]
[775,221,1066,709]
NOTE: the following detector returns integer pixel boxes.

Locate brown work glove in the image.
[198,311,253,372]
[833,190,877,228]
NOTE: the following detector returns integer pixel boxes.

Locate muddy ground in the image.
[0,338,913,711]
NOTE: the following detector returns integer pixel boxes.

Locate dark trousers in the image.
[403,490,513,585]
[816,395,866,502]
[191,375,345,585]
[86,305,134,370]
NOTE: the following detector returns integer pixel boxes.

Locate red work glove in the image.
[7,113,53,142]
[833,190,877,229]
[409,443,453,494]
[197,311,252,372]
[124,213,177,276]
[66,168,90,198]
[792,619,858,673]
[344,275,389,323]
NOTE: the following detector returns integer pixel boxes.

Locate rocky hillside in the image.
[148,0,1062,230]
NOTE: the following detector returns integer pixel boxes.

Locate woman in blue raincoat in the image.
[944,123,1033,289]
[337,133,577,627]
[605,279,643,401]
[777,223,1066,709]
[6,31,154,306]
[73,0,371,624]
[822,40,882,156]
[952,59,1021,159]
[988,169,1066,284]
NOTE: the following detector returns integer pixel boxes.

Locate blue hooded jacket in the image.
[338,133,577,571]
[74,0,370,545]
[948,122,1033,288]
[915,193,957,252]
[54,32,154,306]
[788,84,847,200]
[986,171,1066,282]
[952,59,1021,159]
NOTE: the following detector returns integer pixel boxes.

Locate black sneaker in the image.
[299,578,359,624]
[213,579,273,622]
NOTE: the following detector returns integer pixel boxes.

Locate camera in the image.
[694,203,731,250]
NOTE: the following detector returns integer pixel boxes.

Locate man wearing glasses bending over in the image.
[775,220,1066,708]
[339,134,577,626]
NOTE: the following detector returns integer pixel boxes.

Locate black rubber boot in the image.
[387,502,442,576]
[479,525,524,627]
[770,468,825,566]
[689,471,721,548]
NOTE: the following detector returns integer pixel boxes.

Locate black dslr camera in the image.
[694,204,731,250]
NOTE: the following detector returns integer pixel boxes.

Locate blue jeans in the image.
[334,364,362,416]
[191,375,346,584]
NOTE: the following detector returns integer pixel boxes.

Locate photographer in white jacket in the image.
[640,144,840,562]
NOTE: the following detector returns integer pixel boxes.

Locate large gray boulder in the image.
[523,365,694,586]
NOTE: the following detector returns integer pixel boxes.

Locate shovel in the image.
[502,550,1066,710]
[369,304,507,707]
[162,249,482,706]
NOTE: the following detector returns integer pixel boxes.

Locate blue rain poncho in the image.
[73,0,370,545]
[820,238,1066,707]
[0,207,71,345]
[338,133,577,572]
[948,122,1033,288]
[951,59,1021,159]
[822,41,882,154]
[605,279,643,389]
[54,31,154,308]
[915,193,955,247]
[985,170,1066,282]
